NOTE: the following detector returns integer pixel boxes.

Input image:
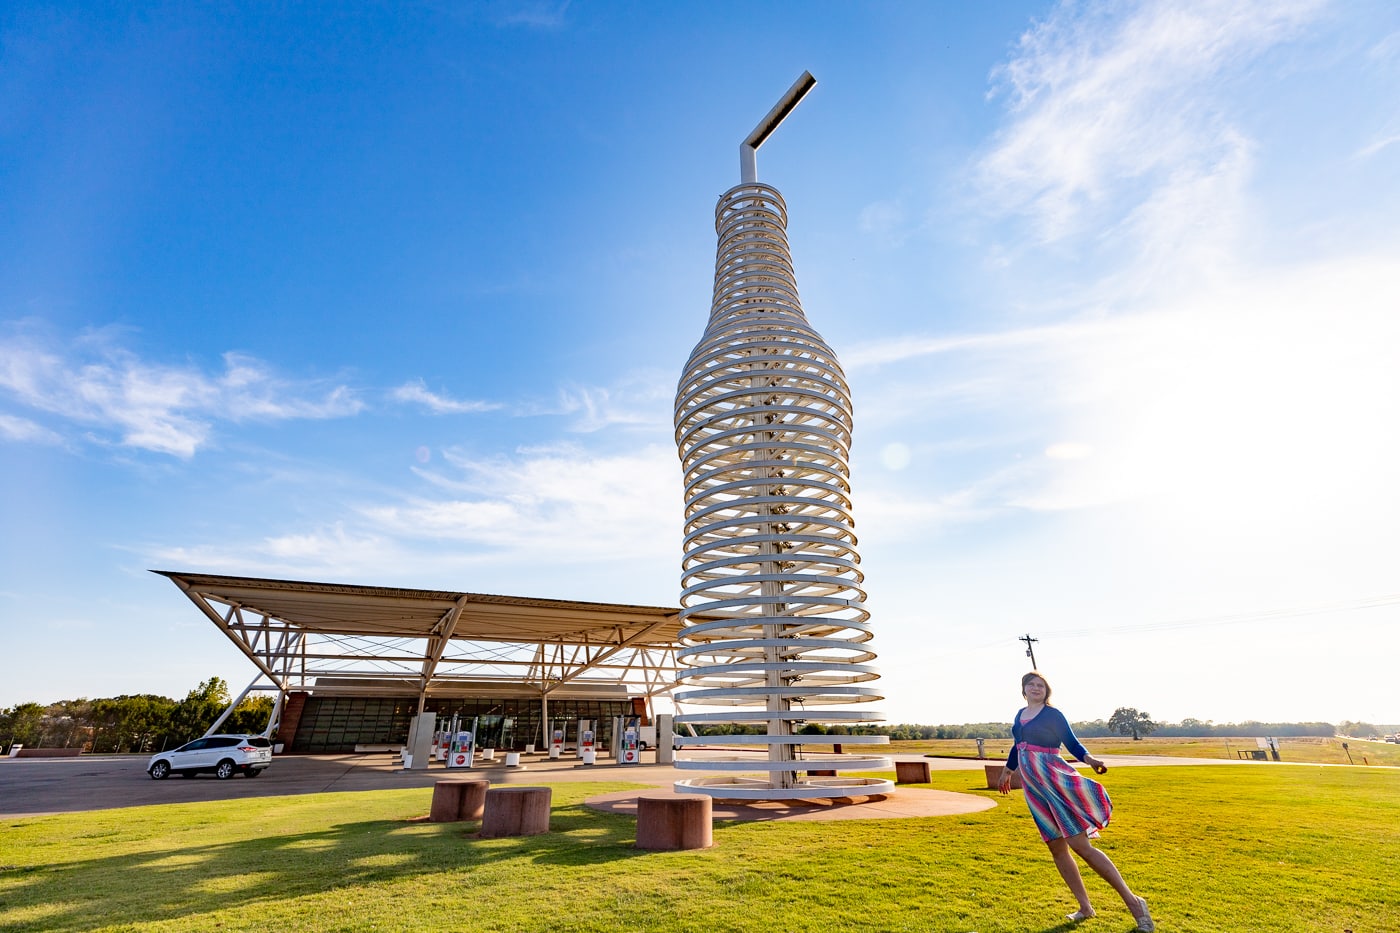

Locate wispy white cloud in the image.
[488,0,571,29]
[0,412,64,445]
[1367,28,1400,62]
[390,379,501,415]
[551,377,671,432]
[1354,132,1400,160]
[392,372,669,432]
[0,327,363,458]
[146,442,680,594]
[846,319,1104,370]
[371,442,676,557]
[978,0,1321,243]
[858,199,913,248]
[148,522,396,581]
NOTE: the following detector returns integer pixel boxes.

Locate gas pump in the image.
[437,715,456,764]
[447,716,478,769]
[548,722,564,759]
[578,719,595,764]
[434,716,451,761]
[619,715,640,765]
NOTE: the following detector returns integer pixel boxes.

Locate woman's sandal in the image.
[1133,896,1156,932]
[1065,906,1096,922]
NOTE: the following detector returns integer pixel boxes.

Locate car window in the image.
[209,737,239,748]
[179,739,209,752]
[246,737,271,748]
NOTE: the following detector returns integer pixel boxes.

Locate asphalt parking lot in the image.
[0,750,674,819]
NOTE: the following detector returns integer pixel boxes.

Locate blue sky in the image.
[3,0,1398,727]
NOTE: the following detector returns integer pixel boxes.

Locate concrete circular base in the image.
[673,755,891,773]
[587,785,994,823]
[674,775,895,800]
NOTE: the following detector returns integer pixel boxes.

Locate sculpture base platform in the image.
[674,776,895,801]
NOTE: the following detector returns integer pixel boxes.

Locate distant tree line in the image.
[693,714,1346,740]
[0,677,274,754]
[6,682,1376,754]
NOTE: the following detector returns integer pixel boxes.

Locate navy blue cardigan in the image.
[1005,706,1089,771]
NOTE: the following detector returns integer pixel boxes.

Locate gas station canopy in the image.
[155,570,690,705]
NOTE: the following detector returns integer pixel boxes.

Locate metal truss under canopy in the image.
[155,571,687,710]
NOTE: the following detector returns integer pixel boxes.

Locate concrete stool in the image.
[429,779,489,822]
[984,764,1022,790]
[635,795,713,851]
[895,760,932,784]
[481,786,552,837]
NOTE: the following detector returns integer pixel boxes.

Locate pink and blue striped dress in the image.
[1005,706,1113,842]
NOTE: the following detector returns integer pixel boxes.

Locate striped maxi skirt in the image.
[1016,742,1113,842]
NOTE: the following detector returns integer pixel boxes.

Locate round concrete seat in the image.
[984,764,1022,790]
[481,786,552,837]
[429,779,489,822]
[635,794,713,851]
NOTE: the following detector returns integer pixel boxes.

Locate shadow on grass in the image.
[0,806,648,932]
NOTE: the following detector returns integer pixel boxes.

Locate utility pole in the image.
[1019,634,1039,669]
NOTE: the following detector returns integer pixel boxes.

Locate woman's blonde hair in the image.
[1021,670,1053,705]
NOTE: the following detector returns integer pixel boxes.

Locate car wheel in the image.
[244,767,262,778]
[214,759,237,780]
[149,760,171,780]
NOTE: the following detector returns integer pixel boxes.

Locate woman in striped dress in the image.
[998,671,1156,931]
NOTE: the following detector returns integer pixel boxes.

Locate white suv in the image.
[146,734,273,780]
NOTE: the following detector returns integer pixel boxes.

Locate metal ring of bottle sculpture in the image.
[671,73,890,800]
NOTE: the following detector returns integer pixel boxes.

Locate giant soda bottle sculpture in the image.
[672,73,892,799]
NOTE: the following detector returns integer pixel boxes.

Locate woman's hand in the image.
[1087,756,1108,775]
[998,770,1014,795]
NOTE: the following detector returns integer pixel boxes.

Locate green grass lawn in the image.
[1,766,1396,932]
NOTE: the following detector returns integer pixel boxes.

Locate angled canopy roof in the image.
[156,570,691,703]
